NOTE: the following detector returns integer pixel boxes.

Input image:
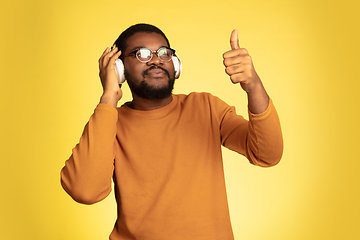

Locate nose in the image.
[146,53,162,66]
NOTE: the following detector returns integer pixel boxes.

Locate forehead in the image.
[125,32,169,53]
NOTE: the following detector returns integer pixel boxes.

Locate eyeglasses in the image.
[125,47,176,63]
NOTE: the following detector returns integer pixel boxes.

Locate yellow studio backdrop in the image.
[1,0,359,239]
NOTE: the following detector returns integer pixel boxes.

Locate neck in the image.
[128,94,173,111]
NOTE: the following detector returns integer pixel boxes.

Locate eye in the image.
[158,48,172,60]
[137,48,152,61]
[158,48,168,56]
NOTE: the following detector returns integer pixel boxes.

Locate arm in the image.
[60,104,118,204]
[246,99,283,167]
[220,99,283,167]
[60,47,122,204]
[222,30,283,166]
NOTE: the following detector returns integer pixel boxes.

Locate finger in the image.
[100,47,111,59]
[106,47,118,59]
[225,64,245,76]
[102,47,118,68]
[223,48,250,65]
[99,47,110,68]
[108,50,122,67]
[229,72,245,84]
[115,49,122,58]
[230,29,240,50]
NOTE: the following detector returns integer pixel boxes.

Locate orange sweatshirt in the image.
[61,92,283,240]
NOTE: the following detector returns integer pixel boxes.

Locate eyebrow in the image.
[129,45,169,52]
[129,46,144,52]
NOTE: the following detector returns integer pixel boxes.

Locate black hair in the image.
[114,23,170,58]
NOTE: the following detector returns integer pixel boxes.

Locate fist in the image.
[223,29,261,92]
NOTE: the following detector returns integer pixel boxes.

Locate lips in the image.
[143,66,169,78]
[147,68,165,75]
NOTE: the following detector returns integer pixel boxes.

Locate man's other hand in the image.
[99,47,123,108]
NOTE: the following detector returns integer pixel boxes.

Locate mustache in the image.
[142,65,170,77]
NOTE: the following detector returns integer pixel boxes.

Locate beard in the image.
[125,66,175,100]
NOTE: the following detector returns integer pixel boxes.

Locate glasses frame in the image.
[126,47,176,63]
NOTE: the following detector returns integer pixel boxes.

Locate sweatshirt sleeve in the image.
[221,99,283,167]
[60,103,118,204]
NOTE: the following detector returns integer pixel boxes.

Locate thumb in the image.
[230,29,240,50]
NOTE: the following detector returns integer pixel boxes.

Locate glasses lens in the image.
[158,47,173,61]
[135,47,174,62]
[137,48,152,62]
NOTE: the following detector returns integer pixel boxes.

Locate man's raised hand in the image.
[223,29,269,114]
[223,29,261,93]
[99,47,123,108]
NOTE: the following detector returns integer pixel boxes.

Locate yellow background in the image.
[1,0,359,239]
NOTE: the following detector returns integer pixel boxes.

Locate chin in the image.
[128,77,175,100]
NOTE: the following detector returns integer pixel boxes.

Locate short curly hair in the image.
[113,23,170,59]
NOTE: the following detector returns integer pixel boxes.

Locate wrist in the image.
[245,81,269,114]
[100,92,119,108]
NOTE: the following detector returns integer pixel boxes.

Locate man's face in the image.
[123,32,176,100]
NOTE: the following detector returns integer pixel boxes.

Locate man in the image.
[61,23,283,240]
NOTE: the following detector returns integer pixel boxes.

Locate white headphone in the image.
[111,41,182,84]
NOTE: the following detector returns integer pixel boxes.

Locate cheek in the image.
[124,62,144,79]
[166,62,175,75]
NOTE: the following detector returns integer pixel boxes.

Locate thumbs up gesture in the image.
[223,29,261,93]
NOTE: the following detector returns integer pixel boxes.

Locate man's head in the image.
[114,24,175,101]
[114,23,170,59]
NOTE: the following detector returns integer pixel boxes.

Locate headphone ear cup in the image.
[172,54,182,79]
[114,59,125,84]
